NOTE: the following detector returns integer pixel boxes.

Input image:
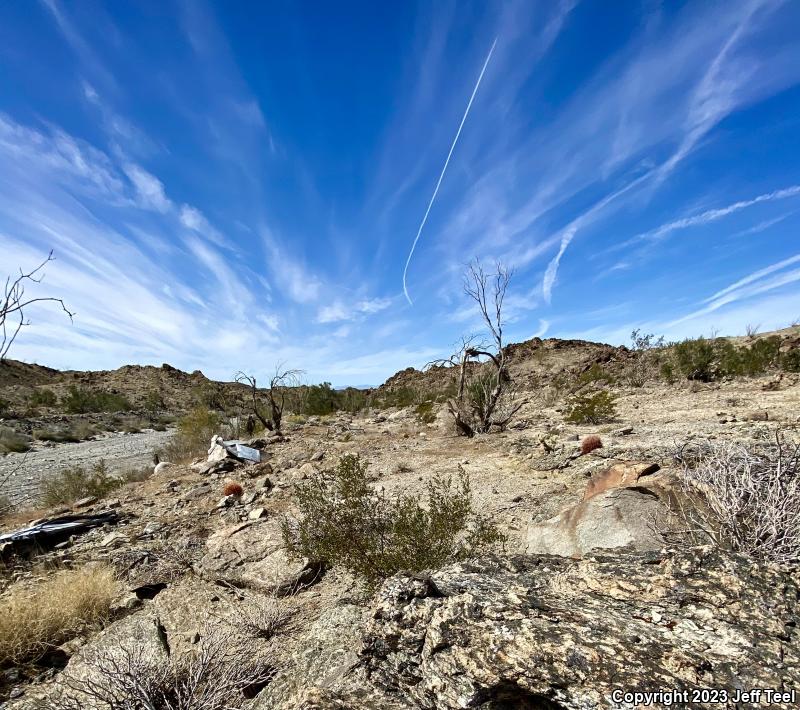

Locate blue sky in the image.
[1,0,799,386]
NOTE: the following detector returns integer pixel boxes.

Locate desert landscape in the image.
[1,324,798,708]
[2,1,800,707]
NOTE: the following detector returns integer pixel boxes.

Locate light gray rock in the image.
[199,519,324,596]
[525,486,672,557]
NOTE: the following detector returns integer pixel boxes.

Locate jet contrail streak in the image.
[402,37,498,305]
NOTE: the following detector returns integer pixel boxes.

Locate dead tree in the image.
[235,366,303,433]
[1,251,73,360]
[430,260,521,437]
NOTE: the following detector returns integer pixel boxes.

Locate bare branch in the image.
[1,251,74,360]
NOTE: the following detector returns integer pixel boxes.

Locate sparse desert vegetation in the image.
[1,325,799,706]
[283,454,505,588]
[0,565,118,666]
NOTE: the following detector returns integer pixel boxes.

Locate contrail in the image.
[402,37,498,305]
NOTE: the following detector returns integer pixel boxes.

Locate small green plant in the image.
[565,390,617,425]
[0,397,9,416]
[673,337,718,381]
[29,388,57,407]
[158,407,222,462]
[414,401,437,424]
[0,426,31,453]
[40,460,123,506]
[61,385,131,414]
[283,455,505,589]
[577,363,616,387]
[782,349,800,372]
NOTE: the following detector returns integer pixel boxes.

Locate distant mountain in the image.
[334,384,375,391]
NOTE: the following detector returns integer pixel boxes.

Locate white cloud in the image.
[179,204,231,248]
[262,233,321,304]
[123,163,171,213]
[316,297,392,323]
[618,185,800,250]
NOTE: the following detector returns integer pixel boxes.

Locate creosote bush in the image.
[580,435,603,455]
[159,407,222,463]
[564,390,617,425]
[40,460,123,506]
[282,454,505,589]
[0,565,118,666]
[29,387,57,407]
[61,385,131,414]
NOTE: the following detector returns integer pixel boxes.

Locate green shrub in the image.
[158,407,221,462]
[61,385,131,414]
[414,401,436,424]
[673,337,717,381]
[282,455,505,589]
[302,382,341,415]
[782,349,800,372]
[40,460,123,506]
[29,388,57,407]
[0,397,9,416]
[0,426,31,454]
[564,390,617,424]
[577,363,616,387]
[669,335,785,381]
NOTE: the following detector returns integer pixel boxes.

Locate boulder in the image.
[304,550,799,708]
[199,519,324,596]
[583,460,659,500]
[525,485,672,557]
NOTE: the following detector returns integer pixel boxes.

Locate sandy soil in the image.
[0,428,173,507]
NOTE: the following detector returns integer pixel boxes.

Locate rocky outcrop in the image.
[199,519,324,595]
[304,549,798,709]
[525,486,671,557]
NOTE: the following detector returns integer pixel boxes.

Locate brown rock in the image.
[583,460,659,501]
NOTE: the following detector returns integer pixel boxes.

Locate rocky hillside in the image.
[0,359,249,413]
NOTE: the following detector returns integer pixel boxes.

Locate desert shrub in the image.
[34,421,97,443]
[625,330,667,387]
[669,335,786,381]
[40,460,123,506]
[223,482,243,497]
[414,401,436,424]
[0,565,118,665]
[303,382,340,415]
[577,363,616,387]
[29,387,57,407]
[121,465,152,483]
[61,385,131,414]
[782,348,800,372]
[677,434,800,564]
[282,454,505,589]
[580,435,603,455]
[49,623,274,710]
[0,426,31,453]
[159,407,222,463]
[564,390,617,425]
[144,388,165,415]
[193,381,228,411]
[672,337,718,381]
[0,397,9,416]
[118,416,149,433]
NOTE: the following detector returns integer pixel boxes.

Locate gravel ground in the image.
[0,428,174,506]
